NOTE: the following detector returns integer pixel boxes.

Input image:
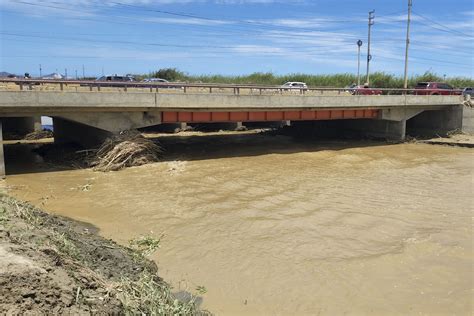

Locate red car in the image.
[348,84,383,95]
[414,82,462,95]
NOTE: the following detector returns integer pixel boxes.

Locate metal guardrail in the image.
[0,78,465,96]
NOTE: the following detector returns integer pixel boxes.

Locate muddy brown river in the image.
[4,132,473,315]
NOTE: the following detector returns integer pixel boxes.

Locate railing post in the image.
[124,85,127,92]
[60,83,64,91]
[19,83,23,91]
[259,88,262,95]
[89,85,93,92]
[184,86,187,93]
[209,87,212,93]
[97,85,101,92]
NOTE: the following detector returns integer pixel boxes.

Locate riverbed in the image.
[4,132,473,315]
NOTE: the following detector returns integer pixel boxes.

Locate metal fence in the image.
[0,78,464,96]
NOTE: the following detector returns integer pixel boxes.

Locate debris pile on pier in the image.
[24,130,53,140]
[90,131,162,172]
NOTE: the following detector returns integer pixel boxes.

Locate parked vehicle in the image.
[142,78,169,83]
[462,87,474,97]
[281,82,308,90]
[96,75,136,82]
[413,82,461,95]
[347,84,382,95]
[141,77,184,89]
[89,75,137,87]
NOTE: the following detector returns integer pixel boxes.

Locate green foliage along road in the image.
[138,68,473,89]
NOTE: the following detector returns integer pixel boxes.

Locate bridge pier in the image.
[0,121,5,179]
[289,119,406,140]
[53,117,112,148]
[406,106,463,137]
[340,119,406,140]
[462,106,474,134]
[1,116,42,138]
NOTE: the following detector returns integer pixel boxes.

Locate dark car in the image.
[96,75,136,82]
[414,82,461,95]
[462,87,473,97]
[92,75,137,87]
[347,84,383,95]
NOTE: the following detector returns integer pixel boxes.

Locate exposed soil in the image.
[0,196,204,315]
[421,133,474,148]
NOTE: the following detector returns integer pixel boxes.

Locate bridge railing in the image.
[0,78,464,96]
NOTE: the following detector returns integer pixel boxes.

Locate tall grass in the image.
[139,68,474,89]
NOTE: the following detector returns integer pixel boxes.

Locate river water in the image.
[4,133,473,315]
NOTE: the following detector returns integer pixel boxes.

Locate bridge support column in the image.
[462,106,474,134]
[1,116,42,138]
[406,106,463,137]
[0,121,5,179]
[341,119,406,141]
[53,117,112,148]
[174,122,190,132]
[283,119,406,140]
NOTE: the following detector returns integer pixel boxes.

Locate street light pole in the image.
[357,40,363,86]
[366,10,375,85]
[403,0,413,89]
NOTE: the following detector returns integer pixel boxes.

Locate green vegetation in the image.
[129,234,163,258]
[140,68,474,88]
[120,271,208,316]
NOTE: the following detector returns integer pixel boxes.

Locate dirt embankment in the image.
[0,196,208,315]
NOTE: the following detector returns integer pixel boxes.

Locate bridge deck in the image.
[0,90,463,115]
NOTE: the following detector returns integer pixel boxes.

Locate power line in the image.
[0,31,362,51]
[412,10,474,38]
[12,0,367,35]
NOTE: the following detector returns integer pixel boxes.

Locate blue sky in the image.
[0,0,473,78]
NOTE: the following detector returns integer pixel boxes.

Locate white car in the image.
[281,82,308,90]
[142,78,169,83]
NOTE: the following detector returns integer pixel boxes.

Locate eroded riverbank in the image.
[0,196,208,314]
[3,132,473,315]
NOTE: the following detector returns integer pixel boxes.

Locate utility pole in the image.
[366,10,375,85]
[75,70,78,79]
[357,40,363,85]
[65,68,68,79]
[82,65,85,79]
[403,0,412,89]
[39,64,42,77]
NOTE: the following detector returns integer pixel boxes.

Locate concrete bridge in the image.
[0,79,467,177]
